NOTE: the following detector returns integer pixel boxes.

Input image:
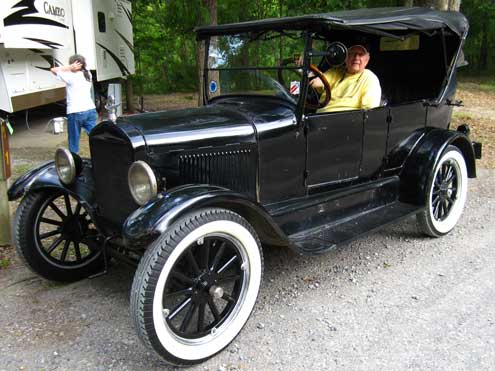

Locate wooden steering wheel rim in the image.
[306,64,331,110]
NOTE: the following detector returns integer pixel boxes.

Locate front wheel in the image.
[13,190,104,281]
[417,145,468,237]
[130,209,263,366]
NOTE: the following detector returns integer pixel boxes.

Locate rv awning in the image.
[195,7,469,39]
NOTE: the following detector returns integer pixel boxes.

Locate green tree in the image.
[130,0,493,98]
[460,0,495,72]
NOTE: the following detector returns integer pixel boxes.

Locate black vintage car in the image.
[8,7,482,366]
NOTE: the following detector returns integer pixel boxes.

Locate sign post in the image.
[0,119,12,246]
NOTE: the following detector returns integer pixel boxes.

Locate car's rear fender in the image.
[123,184,289,249]
[400,129,476,205]
[8,160,96,208]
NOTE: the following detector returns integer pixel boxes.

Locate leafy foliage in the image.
[460,0,495,73]
[131,0,494,94]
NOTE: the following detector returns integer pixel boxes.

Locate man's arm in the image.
[309,69,336,93]
[361,73,381,110]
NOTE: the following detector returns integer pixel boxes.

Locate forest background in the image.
[129,0,495,100]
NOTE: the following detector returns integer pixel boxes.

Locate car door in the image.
[385,101,427,170]
[359,106,389,178]
[305,110,364,191]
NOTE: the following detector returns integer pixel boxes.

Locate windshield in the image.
[206,31,306,103]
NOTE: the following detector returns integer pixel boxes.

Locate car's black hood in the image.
[115,104,256,153]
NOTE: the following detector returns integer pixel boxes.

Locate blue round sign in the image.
[209,80,218,93]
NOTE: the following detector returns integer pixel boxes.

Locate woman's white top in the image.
[56,71,96,114]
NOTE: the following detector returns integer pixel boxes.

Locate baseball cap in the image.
[348,44,369,55]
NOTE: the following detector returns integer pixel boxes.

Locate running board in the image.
[288,202,423,255]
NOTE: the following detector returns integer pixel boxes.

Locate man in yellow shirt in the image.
[310,45,382,113]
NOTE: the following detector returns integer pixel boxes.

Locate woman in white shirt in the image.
[50,54,97,154]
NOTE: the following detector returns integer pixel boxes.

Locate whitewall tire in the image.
[417,145,468,237]
[130,208,263,366]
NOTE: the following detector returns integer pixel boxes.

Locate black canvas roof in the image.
[195,7,468,39]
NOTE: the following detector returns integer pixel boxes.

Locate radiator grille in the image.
[179,149,256,196]
[91,137,137,229]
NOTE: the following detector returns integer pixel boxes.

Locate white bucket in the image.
[48,117,66,134]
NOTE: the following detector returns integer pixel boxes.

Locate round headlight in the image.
[128,161,158,205]
[55,148,76,185]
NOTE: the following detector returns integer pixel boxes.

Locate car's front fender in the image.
[7,160,96,206]
[123,184,289,248]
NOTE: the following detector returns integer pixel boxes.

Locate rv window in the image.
[98,12,106,33]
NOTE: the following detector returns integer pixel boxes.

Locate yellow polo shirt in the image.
[316,68,381,113]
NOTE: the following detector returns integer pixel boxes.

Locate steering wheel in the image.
[306,64,331,110]
[277,59,331,110]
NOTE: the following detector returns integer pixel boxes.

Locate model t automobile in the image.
[8,7,481,366]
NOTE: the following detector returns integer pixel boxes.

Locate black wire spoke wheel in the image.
[417,145,468,237]
[14,190,104,282]
[131,209,263,366]
[34,192,100,268]
[431,160,458,221]
[163,236,244,339]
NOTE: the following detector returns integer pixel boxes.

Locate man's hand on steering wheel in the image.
[306,64,331,110]
[278,58,331,110]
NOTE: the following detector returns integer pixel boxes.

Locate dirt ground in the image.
[453,81,495,169]
[134,92,199,113]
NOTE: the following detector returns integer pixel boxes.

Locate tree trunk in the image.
[411,0,460,10]
[413,0,444,8]
[197,42,205,106]
[204,0,218,25]
[197,0,217,106]
[435,0,449,10]
[448,0,461,11]
[414,0,434,7]
[479,18,488,70]
[278,0,284,67]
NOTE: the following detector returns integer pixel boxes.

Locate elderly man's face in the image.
[345,46,370,74]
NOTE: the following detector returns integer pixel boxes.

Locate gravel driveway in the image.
[1,168,494,371]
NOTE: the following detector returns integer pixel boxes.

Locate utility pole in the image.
[0,119,12,246]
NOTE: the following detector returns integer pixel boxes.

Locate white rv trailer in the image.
[0,0,134,113]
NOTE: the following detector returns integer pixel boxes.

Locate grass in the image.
[458,74,495,93]
[476,82,495,93]
[0,258,10,269]
[11,163,33,180]
[458,81,495,94]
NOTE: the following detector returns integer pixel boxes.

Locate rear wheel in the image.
[14,190,103,282]
[130,208,263,366]
[417,145,468,237]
